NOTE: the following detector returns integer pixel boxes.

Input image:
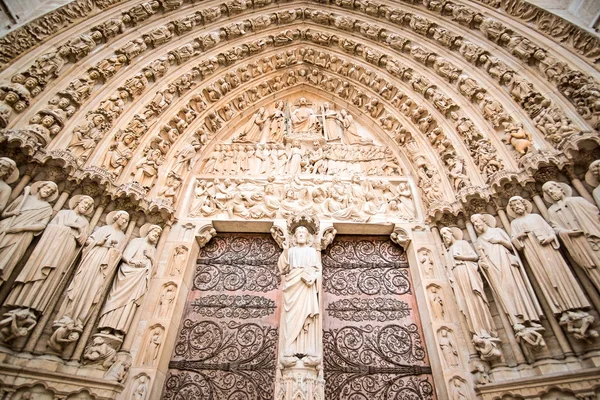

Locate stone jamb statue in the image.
[507,196,597,340]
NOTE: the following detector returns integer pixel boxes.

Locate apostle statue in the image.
[0,157,18,213]
[471,214,543,330]
[507,196,595,338]
[586,160,600,209]
[440,227,497,346]
[291,98,319,133]
[542,181,600,293]
[4,194,93,338]
[98,224,162,337]
[0,181,58,283]
[278,223,321,365]
[54,210,130,331]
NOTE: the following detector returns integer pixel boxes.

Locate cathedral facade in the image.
[0,0,598,398]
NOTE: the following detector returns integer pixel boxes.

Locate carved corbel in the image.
[196,223,216,248]
[320,226,337,250]
[270,225,287,249]
[390,226,411,249]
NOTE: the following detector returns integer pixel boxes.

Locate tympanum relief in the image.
[190,98,415,224]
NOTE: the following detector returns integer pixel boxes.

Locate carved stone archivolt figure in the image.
[508,196,594,336]
[471,214,543,329]
[6,195,93,320]
[98,224,161,337]
[0,157,18,213]
[0,181,58,283]
[440,227,496,342]
[543,181,600,293]
[55,211,129,327]
[278,225,321,364]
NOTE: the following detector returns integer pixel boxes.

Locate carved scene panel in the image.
[322,235,436,400]
[161,234,281,400]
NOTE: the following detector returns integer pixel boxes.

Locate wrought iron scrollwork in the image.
[322,237,411,296]
[165,320,278,400]
[326,298,411,322]
[323,324,432,399]
[191,294,276,319]
[194,235,280,292]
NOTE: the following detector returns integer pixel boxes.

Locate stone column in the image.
[565,166,595,204]
[8,165,35,201]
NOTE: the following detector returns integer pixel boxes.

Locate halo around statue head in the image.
[0,157,19,184]
[140,223,162,238]
[440,226,463,241]
[585,160,600,188]
[287,212,319,236]
[471,213,496,228]
[506,196,533,219]
[106,210,130,226]
[30,181,59,202]
[541,181,572,203]
[69,195,95,217]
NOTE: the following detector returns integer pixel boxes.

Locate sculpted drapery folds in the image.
[542,181,600,293]
[4,194,93,335]
[98,224,161,337]
[55,211,129,329]
[440,227,497,344]
[0,181,58,283]
[277,225,321,364]
[471,214,543,329]
[507,196,594,335]
[0,157,18,213]
[291,97,319,133]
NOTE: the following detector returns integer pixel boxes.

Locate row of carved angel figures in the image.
[201,141,401,177]
[188,175,415,223]
[438,175,600,364]
[0,157,163,381]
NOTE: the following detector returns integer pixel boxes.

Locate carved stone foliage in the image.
[191,294,276,319]
[193,235,280,292]
[322,237,410,296]
[165,321,278,400]
[322,235,435,399]
[326,298,411,322]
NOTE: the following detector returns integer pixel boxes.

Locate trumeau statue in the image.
[54,211,130,332]
[5,195,94,329]
[0,181,58,283]
[0,157,19,213]
[542,181,600,293]
[278,223,321,365]
[585,160,600,209]
[98,224,161,337]
[440,226,499,358]
[471,214,544,331]
[507,196,596,339]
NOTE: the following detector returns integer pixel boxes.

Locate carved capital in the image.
[320,226,337,250]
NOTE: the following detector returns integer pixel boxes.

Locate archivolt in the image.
[0,0,598,221]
